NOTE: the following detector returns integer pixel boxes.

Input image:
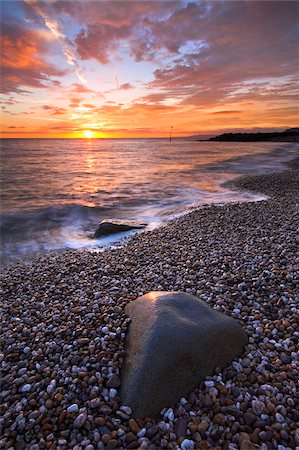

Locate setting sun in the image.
[83,130,95,139]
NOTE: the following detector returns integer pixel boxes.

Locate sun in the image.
[83,130,95,139]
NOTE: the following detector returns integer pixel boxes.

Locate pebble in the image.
[120,405,132,415]
[67,404,79,413]
[20,384,31,393]
[74,412,87,428]
[180,439,195,450]
[109,388,118,399]
[106,374,121,388]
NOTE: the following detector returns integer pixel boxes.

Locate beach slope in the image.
[1,165,298,449]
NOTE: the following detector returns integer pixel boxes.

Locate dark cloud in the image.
[119,83,134,90]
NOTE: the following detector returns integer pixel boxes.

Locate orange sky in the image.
[1,1,298,138]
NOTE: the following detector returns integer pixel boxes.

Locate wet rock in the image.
[121,291,247,417]
[94,219,147,238]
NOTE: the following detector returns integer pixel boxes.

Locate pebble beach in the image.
[1,162,298,450]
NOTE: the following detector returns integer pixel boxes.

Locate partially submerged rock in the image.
[94,218,147,238]
[121,291,248,418]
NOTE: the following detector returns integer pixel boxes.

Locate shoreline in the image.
[1,141,298,268]
[1,161,298,449]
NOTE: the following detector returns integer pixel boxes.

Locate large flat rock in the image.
[94,219,147,238]
[121,291,248,418]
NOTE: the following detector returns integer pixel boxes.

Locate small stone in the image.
[23,346,30,354]
[198,420,209,432]
[251,400,265,415]
[180,439,195,450]
[146,425,160,439]
[74,412,87,428]
[244,412,257,427]
[100,405,112,415]
[102,434,111,445]
[54,392,63,402]
[242,358,251,368]
[78,338,90,345]
[126,432,137,443]
[89,398,101,408]
[21,384,32,393]
[116,410,130,421]
[94,417,106,426]
[120,405,132,416]
[210,424,221,440]
[109,388,118,399]
[275,413,285,423]
[213,413,225,426]
[137,428,146,438]
[67,404,79,413]
[106,374,121,388]
[280,429,289,441]
[106,440,119,450]
[175,417,188,438]
[58,410,67,424]
[128,419,140,434]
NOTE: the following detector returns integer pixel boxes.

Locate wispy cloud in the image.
[25,0,86,83]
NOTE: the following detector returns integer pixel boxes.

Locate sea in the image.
[1,138,298,265]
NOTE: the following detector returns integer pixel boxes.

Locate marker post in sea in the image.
[170,126,173,142]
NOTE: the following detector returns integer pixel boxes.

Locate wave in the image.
[0,204,107,238]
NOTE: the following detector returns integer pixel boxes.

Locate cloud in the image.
[42,1,298,111]
[42,105,67,115]
[2,1,298,135]
[83,104,96,109]
[69,97,82,107]
[7,125,26,129]
[119,83,133,90]
[25,0,86,83]
[1,22,66,94]
[71,83,95,94]
[144,1,299,106]
[49,1,179,64]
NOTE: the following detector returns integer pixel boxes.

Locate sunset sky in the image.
[1,0,298,138]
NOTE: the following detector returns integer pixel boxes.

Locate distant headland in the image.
[207,128,299,142]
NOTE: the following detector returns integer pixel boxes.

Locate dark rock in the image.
[115,410,130,421]
[94,219,147,238]
[244,412,257,427]
[224,407,243,418]
[126,432,137,443]
[100,405,112,415]
[146,425,160,440]
[174,417,188,438]
[106,440,119,450]
[121,291,248,418]
[210,424,222,441]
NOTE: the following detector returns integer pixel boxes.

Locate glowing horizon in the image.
[1,1,298,139]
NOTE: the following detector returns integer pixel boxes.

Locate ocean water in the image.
[1,138,298,265]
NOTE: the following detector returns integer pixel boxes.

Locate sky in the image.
[0,0,298,138]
